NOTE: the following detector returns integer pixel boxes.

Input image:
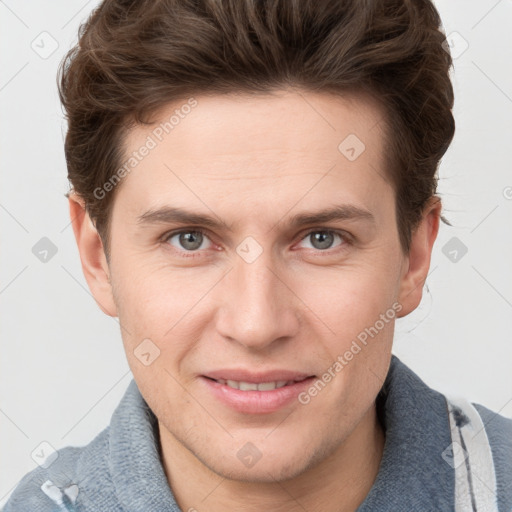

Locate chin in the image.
[211,458,309,484]
[197,440,326,484]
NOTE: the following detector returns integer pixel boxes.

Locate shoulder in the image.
[472,401,512,440]
[444,392,512,510]
[446,396,512,462]
[383,356,511,507]
[3,379,149,512]
[2,428,111,511]
[472,402,512,508]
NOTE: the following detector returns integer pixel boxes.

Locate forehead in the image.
[114,89,392,225]
[125,89,385,161]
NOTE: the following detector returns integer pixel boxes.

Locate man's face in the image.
[105,89,409,481]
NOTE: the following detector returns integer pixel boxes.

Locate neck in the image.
[159,404,385,512]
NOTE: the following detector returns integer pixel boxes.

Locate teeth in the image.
[239,382,258,391]
[220,379,290,391]
[257,381,279,391]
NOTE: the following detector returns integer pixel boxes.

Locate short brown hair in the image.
[58,0,455,260]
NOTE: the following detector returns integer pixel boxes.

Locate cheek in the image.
[301,274,396,421]
[298,261,400,333]
[295,261,399,405]
[113,258,193,329]
[111,264,213,369]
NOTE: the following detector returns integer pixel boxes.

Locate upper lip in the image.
[203,369,315,383]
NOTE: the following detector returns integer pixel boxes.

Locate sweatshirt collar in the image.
[357,355,454,511]
[109,382,180,511]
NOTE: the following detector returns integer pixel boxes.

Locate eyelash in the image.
[160,227,353,259]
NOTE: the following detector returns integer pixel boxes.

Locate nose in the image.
[215,246,301,351]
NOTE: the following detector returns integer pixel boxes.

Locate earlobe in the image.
[68,193,117,317]
[397,197,441,318]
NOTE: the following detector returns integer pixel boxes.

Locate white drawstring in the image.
[445,395,499,512]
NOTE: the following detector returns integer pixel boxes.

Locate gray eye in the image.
[300,231,343,251]
[168,231,210,251]
[310,231,334,250]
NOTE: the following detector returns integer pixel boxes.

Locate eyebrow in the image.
[136,204,375,231]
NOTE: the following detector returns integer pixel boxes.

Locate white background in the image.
[1,0,511,505]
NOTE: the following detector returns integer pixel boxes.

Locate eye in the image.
[164,229,212,253]
[297,229,348,251]
[161,227,350,257]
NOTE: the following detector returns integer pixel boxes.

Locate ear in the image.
[397,196,441,317]
[68,193,117,317]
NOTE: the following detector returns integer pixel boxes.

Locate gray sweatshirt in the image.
[3,355,512,511]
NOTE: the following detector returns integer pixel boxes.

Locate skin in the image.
[70,88,441,511]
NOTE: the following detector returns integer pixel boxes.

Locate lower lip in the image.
[200,376,316,414]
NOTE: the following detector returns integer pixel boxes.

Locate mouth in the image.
[203,375,312,391]
[200,372,317,414]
